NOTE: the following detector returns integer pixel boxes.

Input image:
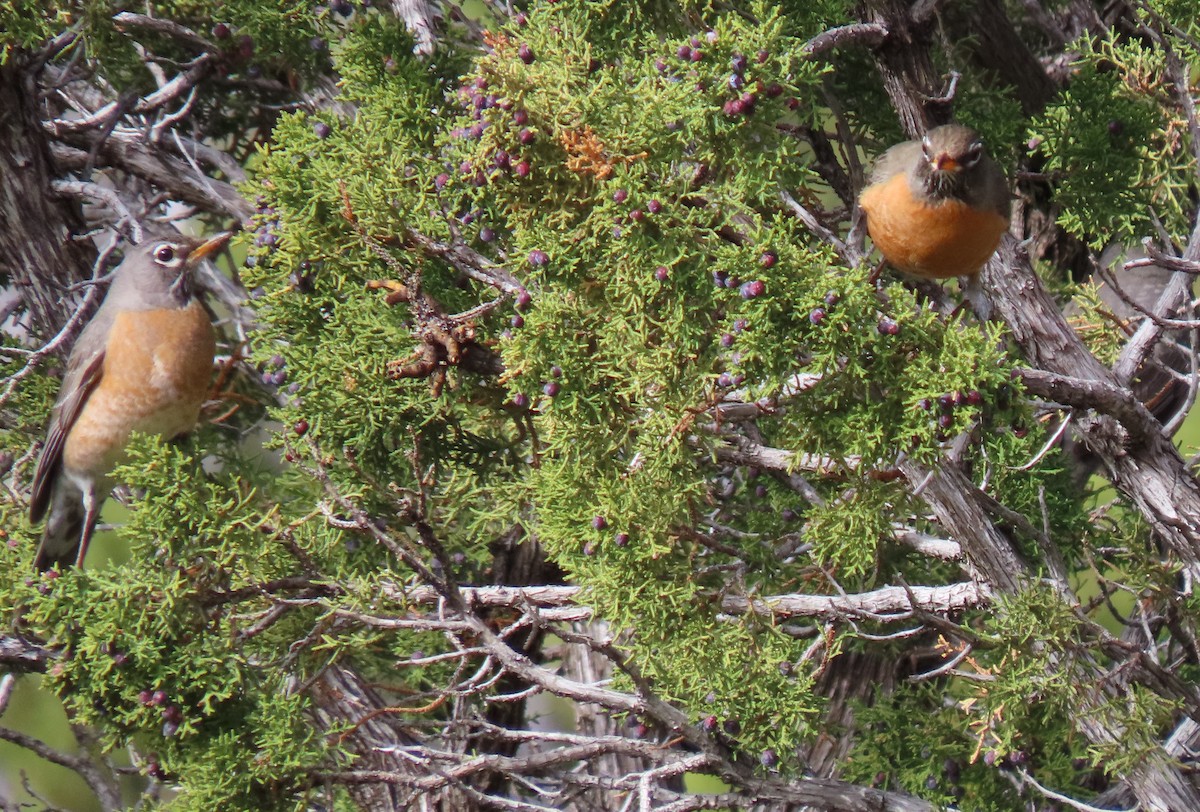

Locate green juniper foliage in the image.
[3,0,1199,810]
[1032,34,1181,251]
[245,1,1031,761]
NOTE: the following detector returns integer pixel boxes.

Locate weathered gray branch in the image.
[50,133,253,223]
[388,581,988,622]
[0,61,94,331]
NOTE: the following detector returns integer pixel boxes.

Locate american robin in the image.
[29,233,228,570]
[858,124,1010,280]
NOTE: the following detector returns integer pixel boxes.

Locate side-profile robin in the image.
[858,124,1010,280]
[29,233,228,570]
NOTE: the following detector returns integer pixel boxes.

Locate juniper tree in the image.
[2,1,1200,811]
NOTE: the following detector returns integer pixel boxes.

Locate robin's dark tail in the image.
[33,482,100,571]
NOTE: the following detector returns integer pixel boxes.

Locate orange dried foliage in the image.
[559,126,648,180]
[483,31,512,53]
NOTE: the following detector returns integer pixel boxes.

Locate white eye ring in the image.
[921,136,933,159]
[154,245,177,264]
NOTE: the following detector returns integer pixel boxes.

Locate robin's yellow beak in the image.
[186,232,232,263]
[933,154,960,173]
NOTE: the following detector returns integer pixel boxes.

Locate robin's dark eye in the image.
[154,245,176,264]
[921,136,933,160]
[964,142,983,167]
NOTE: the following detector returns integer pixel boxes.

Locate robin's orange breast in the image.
[62,302,215,479]
[859,171,1008,279]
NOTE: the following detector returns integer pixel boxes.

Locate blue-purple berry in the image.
[740,280,766,299]
[235,35,254,61]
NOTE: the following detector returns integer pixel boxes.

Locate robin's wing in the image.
[975,155,1013,219]
[867,140,921,186]
[29,315,111,524]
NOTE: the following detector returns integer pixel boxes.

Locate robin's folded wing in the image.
[29,345,106,524]
[866,140,921,186]
[978,155,1013,219]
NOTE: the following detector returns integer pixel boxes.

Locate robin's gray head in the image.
[913,124,989,200]
[108,232,230,309]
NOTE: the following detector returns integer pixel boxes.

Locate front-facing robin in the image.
[859,124,1011,280]
[29,233,228,570]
